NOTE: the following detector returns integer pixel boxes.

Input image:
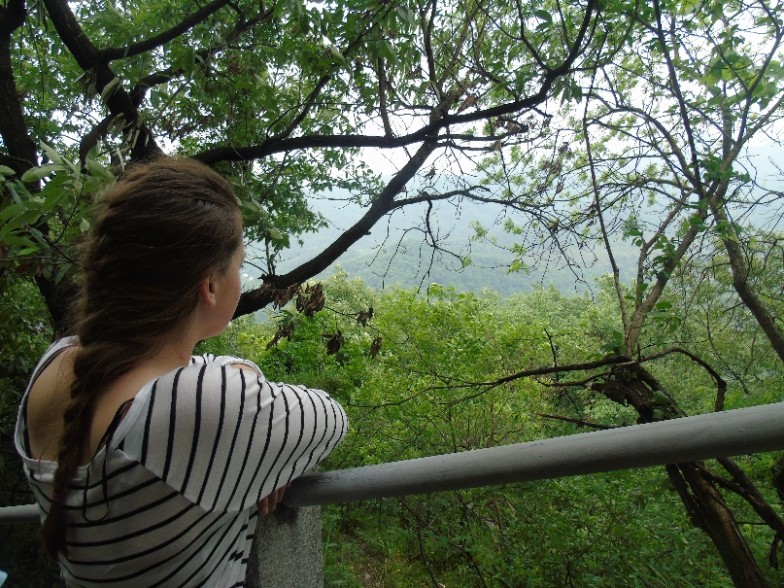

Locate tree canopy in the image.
[2,0,604,327]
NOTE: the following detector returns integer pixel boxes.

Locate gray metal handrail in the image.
[286,401,784,506]
[3,402,784,524]
[0,503,38,523]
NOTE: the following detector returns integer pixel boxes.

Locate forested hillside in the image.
[207,269,784,587]
[264,192,643,295]
[269,143,784,296]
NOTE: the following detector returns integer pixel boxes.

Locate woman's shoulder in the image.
[137,355,265,414]
[31,337,79,382]
[188,353,263,376]
[19,338,80,462]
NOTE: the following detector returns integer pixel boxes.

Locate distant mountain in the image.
[247,145,782,297]
[249,196,636,297]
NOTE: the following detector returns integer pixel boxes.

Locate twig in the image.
[534,412,614,430]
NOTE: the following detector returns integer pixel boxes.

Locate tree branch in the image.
[195,0,598,165]
[235,138,439,316]
[0,0,38,173]
[43,0,162,161]
[534,412,614,430]
[233,0,599,316]
[99,0,232,61]
[637,347,727,411]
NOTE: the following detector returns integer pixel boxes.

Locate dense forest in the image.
[214,268,784,587]
[2,0,784,585]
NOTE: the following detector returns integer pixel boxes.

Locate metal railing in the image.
[285,401,784,506]
[3,402,784,586]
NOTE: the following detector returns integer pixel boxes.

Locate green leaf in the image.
[85,154,114,180]
[20,163,63,183]
[0,234,37,247]
[0,209,41,239]
[39,140,64,165]
[534,9,553,24]
[16,245,40,256]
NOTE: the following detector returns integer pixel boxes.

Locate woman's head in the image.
[42,157,242,558]
[76,157,243,348]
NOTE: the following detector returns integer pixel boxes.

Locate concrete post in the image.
[246,505,324,588]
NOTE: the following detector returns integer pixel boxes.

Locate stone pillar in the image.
[246,506,323,588]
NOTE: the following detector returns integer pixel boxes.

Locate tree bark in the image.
[0,0,38,174]
[597,366,772,588]
[710,201,784,363]
[34,274,78,338]
[668,463,771,588]
[42,0,162,162]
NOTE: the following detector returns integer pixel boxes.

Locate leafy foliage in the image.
[218,273,784,587]
[0,275,57,586]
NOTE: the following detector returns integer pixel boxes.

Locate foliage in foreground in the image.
[0,275,58,586]
[204,272,784,587]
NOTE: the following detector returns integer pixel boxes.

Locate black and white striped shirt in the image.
[15,338,348,587]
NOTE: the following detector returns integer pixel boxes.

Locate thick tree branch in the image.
[717,457,784,542]
[43,0,162,161]
[0,0,25,35]
[0,0,38,173]
[193,80,581,164]
[99,0,232,61]
[449,355,630,392]
[235,139,438,316]
[711,200,784,363]
[197,0,598,165]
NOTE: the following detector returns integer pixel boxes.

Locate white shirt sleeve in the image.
[124,358,348,512]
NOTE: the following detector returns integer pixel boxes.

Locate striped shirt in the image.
[14,337,348,587]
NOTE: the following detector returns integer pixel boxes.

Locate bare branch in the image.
[637,347,727,411]
[534,412,614,430]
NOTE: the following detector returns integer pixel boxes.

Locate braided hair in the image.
[42,157,243,558]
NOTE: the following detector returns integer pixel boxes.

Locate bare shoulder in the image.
[26,345,77,460]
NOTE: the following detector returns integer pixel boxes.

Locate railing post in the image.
[246,505,324,588]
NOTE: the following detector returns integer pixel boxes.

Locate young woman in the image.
[14,158,347,586]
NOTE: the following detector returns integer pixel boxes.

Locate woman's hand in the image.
[257,484,288,515]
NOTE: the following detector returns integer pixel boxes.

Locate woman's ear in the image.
[198,276,218,308]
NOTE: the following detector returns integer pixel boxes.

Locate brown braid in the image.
[41,157,242,559]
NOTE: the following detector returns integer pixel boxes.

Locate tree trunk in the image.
[34,274,78,338]
[668,463,771,588]
[0,0,38,173]
[709,201,784,363]
[596,366,772,587]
